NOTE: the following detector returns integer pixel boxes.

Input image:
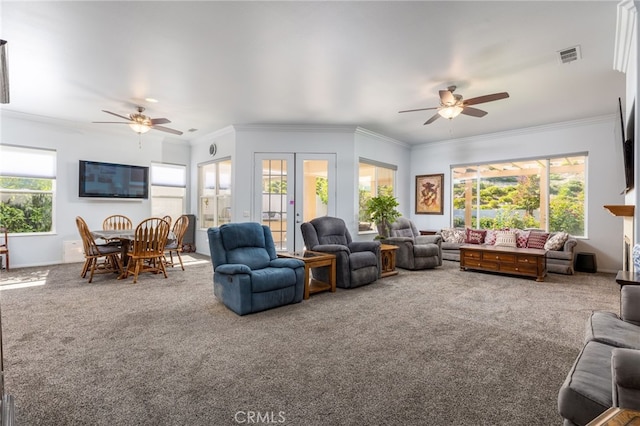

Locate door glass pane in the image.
[303,160,328,222]
[452,167,476,228]
[549,156,585,236]
[262,159,287,250]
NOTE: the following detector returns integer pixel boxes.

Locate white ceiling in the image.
[0,1,627,145]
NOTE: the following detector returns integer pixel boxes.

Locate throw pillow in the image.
[515,229,530,248]
[465,228,487,244]
[440,228,466,244]
[494,230,517,247]
[545,232,569,251]
[484,229,498,245]
[527,231,549,249]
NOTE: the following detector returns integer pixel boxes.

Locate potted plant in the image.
[365,194,401,239]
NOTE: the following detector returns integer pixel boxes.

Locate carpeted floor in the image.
[0,255,620,425]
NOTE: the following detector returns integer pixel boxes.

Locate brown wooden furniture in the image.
[76,216,123,282]
[102,214,133,230]
[278,251,336,299]
[587,407,640,426]
[0,227,8,271]
[122,217,170,284]
[460,244,547,282]
[164,215,189,270]
[380,244,399,277]
[419,230,437,235]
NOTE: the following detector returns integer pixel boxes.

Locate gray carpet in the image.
[0,255,620,425]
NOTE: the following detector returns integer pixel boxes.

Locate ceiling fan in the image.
[93,106,183,135]
[399,86,509,125]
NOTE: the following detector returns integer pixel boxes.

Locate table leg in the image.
[303,264,311,300]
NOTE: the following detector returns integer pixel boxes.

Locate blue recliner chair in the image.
[208,222,305,316]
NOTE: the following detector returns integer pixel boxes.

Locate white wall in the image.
[188,124,412,256]
[1,113,190,267]
[409,116,625,272]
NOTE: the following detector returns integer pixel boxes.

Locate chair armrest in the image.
[270,258,304,269]
[612,348,640,409]
[349,241,381,253]
[621,286,640,325]
[563,238,577,253]
[312,244,351,254]
[215,264,251,274]
[415,235,442,245]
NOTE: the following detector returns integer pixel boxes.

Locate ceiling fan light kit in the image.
[438,105,464,119]
[399,85,509,125]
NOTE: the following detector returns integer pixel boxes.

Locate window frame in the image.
[450,153,587,237]
[198,157,232,230]
[358,158,397,234]
[0,145,57,235]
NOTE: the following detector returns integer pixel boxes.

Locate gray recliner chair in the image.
[380,217,442,270]
[558,285,640,425]
[301,216,380,289]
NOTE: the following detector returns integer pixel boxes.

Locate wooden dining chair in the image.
[0,227,9,271]
[164,215,189,271]
[75,216,123,282]
[123,217,170,284]
[102,215,133,230]
[162,215,172,228]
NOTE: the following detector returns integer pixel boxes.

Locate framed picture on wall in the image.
[415,173,444,215]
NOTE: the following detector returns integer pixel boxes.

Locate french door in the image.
[254,153,336,252]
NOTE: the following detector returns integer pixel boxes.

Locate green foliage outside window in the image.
[0,177,54,233]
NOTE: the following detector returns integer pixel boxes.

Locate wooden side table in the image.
[379,244,399,278]
[587,407,640,425]
[277,251,336,299]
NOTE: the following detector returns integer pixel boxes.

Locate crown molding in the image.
[613,0,637,73]
[416,114,615,149]
[354,126,410,148]
[232,123,359,134]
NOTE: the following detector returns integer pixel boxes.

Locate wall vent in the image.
[558,45,581,64]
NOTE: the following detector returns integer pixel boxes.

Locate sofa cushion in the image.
[465,228,486,244]
[413,244,440,257]
[494,230,517,247]
[350,251,378,271]
[585,311,640,350]
[441,228,466,243]
[515,229,530,248]
[547,250,573,260]
[557,341,613,426]
[527,231,549,249]
[485,229,498,245]
[546,232,569,250]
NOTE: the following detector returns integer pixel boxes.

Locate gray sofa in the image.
[436,228,578,274]
[558,285,640,425]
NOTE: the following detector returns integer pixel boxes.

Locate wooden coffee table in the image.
[460,244,547,282]
[277,251,336,299]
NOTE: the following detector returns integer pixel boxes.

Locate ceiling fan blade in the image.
[424,113,441,125]
[439,90,455,106]
[398,107,438,113]
[102,110,133,121]
[150,118,171,125]
[463,92,509,106]
[461,107,488,117]
[152,125,184,135]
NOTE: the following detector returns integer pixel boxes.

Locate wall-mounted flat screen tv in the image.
[79,160,149,199]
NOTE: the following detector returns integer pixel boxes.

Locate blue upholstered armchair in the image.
[208,222,305,316]
[301,216,380,289]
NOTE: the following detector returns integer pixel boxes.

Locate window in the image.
[451,155,586,236]
[358,159,396,232]
[151,162,187,221]
[199,158,231,229]
[0,145,56,233]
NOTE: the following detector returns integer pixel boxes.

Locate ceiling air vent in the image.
[558,45,581,64]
